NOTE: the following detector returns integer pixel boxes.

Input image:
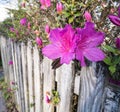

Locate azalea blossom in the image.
[45,24,50,34]
[35,37,43,47]
[8,60,13,65]
[56,2,63,14]
[115,37,120,49]
[10,27,15,32]
[11,81,16,85]
[108,6,120,26]
[27,22,31,29]
[7,88,12,92]
[21,2,26,8]
[42,24,76,64]
[46,92,51,103]
[40,0,51,9]
[75,22,105,66]
[20,18,27,26]
[84,11,92,22]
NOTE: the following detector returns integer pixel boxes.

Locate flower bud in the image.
[45,24,50,34]
[27,22,31,29]
[46,92,51,103]
[56,2,63,14]
[36,37,43,46]
[116,37,120,49]
[21,2,26,8]
[84,11,92,22]
[8,60,13,65]
[10,27,15,32]
[20,18,27,26]
[40,0,51,9]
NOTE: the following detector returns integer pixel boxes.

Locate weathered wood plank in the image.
[74,75,80,95]
[9,39,14,89]
[16,43,25,112]
[21,42,29,112]
[42,57,55,112]
[101,85,120,112]
[77,63,105,112]
[33,46,43,112]
[0,37,9,82]
[56,63,75,112]
[11,40,19,105]
[14,42,22,111]
[27,41,34,112]
[0,37,7,80]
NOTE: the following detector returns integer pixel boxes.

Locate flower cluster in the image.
[42,22,105,66]
[1,0,120,80]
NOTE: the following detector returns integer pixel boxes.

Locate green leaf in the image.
[68,17,74,23]
[103,45,116,53]
[112,56,120,65]
[109,65,116,74]
[104,57,111,65]
[63,11,71,17]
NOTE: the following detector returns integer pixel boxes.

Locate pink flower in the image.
[11,81,15,85]
[21,2,26,8]
[84,11,92,22]
[56,2,63,14]
[46,95,51,103]
[40,0,51,9]
[36,37,43,46]
[42,25,77,64]
[115,37,120,49]
[75,22,105,66]
[45,24,50,34]
[27,22,31,29]
[108,6,120,26]
[20,18,27,26]
[45,92,51,103]
[10,27,15,32]
[8,60,13,65]
[7,88,12,92]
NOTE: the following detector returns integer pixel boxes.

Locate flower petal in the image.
[109,15,120,26]
[60,53,75,64]
[75,49,86,66]
[42,44,61,59]
[49,28,62,42]
[76,22,104,48]
[84,48,105,62]
[118,6,120,17]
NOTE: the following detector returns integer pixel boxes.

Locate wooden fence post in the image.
[77,63,105,112]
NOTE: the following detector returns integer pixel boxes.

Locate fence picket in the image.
[16,43,25,112]
[56,63,75,112]
[1,37,120,112]
[27,41,34,112]
[33,45,43,112]
[77,63,105,112]
[14,42,23,111]
[42,57,55,112]
[21,43,29,112]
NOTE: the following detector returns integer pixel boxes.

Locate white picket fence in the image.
[0,36,120,112]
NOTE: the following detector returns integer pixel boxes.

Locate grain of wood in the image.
[16,43,25,112]
[9,39,14,89]
[27,41,34,112]
[21,42,29,112]
[14,42,22,111]
[33,45,43,112]
[56,63,75,112]
[42,57,55,112]
[74,75,80,95]
[77,63,105,112]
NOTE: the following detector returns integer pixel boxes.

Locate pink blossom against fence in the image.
[1,37,120,112]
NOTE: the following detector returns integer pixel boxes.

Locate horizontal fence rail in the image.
[0,36,120,112]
